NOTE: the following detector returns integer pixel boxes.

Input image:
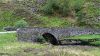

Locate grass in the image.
[0,13,72,31]
[29,16,72,27]
[0,10,23,31]
[0,33,47,56]
[0,2,73,29]
[40,16,71,27]
[0,33,100,56]
[69,34,100,45]
[70,34,100,39]
[0,33,16,45]
[0,33,44,48]
[0,27,4,31]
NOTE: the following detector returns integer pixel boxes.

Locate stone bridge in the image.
[17,27,100,45]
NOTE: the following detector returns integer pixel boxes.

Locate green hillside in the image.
[0,0,100,31]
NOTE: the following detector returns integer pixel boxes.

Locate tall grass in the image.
[0,33,100,56]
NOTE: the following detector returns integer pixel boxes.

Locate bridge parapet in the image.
[17,27,100,43]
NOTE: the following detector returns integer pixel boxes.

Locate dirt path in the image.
[0,31,16,34]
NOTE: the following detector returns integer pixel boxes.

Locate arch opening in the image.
[42,33,59,45]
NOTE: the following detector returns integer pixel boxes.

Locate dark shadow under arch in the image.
[42,33,59,45]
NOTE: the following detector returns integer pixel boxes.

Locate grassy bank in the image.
[69,34,100,45]
[0,33,100,56]
[70,34,100,39]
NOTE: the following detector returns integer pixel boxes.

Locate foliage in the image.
[42,0,86,16]
[76,1,100,28]
[36,35,46,43]
[42,0,100,28]
[0,11,15,27]
[0,0,100,29]
[58,0,70,16]
[14,19,29,28]
[42,0,54,14]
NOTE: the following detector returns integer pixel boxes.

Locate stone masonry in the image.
[17,27,100,43]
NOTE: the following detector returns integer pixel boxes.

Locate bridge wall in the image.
[17,27,100,42]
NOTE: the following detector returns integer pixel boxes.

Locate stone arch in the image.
[42,33,59,45]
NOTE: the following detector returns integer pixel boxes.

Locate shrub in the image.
[14,19,29,28]
[36,35,45,43]
[41,0,86,17]
[76,2,100,28]
[42,0,69,16]
[42,0,54,14]
[0,11,15,26]
[58,0,70,16]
